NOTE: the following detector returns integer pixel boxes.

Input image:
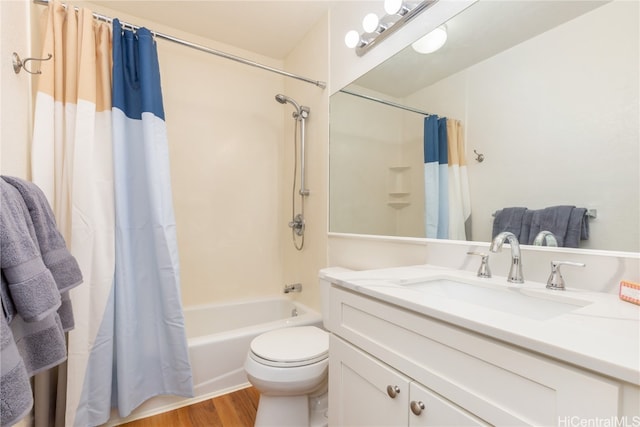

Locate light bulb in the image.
[384,0,403,15]
[411,26,447,54]
[362,13,379,33]
[344,30,360,49]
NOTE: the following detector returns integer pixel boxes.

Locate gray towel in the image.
[519,210,535,245]
[2,176,82,330]
[564,207,589,248]
[492,207,527,240]
[2,176,83,294]
[10,311,67,376]
[1,272,16,324]
[1,312,34,427]
[2,270,67,379]
[0,180,61,322]
[527,205,575,246]
[58,291,75,332]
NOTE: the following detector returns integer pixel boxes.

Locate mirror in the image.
[330,0,639,253]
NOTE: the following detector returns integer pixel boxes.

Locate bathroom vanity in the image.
[320,266,640,426]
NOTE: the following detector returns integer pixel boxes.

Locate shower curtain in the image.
[108,18,193,419]
[31,3,114,426]
[31,3,192,426]
[423,116,471,240]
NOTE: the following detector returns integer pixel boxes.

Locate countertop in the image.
[321,264,640,385]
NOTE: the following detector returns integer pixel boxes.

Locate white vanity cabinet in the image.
[326,284,636,426]
[330,334,488,426]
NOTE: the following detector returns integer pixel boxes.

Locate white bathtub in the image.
[185,297,323,397]
[107,296,322,425]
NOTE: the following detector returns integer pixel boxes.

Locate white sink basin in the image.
[404,277,592,320]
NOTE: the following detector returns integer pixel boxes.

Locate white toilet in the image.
[244,325,329,427]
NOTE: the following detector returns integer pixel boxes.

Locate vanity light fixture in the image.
[345,0,438,56]
[411,25,447,54]
[384,0,417,16]
[344,30,363,49]
[362,12,380,33]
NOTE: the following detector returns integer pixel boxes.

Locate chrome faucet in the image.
[489,232,524,283]
[546,260,585,290]
[284,283,302,294]
[533,230,558,247]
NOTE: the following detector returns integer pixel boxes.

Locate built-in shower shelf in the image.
[387,166,411,209]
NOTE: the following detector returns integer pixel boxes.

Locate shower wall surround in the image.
[5,1,329,311]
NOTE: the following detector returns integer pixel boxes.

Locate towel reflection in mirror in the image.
[492,206,589,248]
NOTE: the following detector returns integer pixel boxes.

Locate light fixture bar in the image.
[356,0,438,57]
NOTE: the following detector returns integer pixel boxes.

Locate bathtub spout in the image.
[284,283,302,293]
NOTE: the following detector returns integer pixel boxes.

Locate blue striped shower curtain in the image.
[74,19,193,426]
[110,18,194,417]
[423,116,471,240]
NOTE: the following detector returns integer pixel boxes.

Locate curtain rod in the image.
[33,0,327,89]
[339,89,431,116]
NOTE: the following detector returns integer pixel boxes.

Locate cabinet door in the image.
[409,382,489,427]
[329,335,409,426]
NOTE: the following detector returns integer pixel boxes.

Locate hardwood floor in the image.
[120,387,260,427]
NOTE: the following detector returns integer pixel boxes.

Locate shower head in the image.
[275,93,310,119]
[275,93,302,113]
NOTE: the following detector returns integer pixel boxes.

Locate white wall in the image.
[280,13,329,311]
[1,0,32,180]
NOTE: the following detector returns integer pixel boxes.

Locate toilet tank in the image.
[318,267,352,330]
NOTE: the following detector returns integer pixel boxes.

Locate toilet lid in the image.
[250,326,329,367]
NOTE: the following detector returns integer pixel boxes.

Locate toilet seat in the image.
[249,326,329,368]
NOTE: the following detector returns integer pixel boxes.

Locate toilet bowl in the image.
[244,326,329,427]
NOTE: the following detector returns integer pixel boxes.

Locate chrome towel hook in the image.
[12,52,52,75]
[473,149,485,163]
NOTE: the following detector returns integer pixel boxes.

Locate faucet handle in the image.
[546,261,585,290]
[467,251,492,278]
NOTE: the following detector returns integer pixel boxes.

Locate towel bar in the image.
[492,208,597,219]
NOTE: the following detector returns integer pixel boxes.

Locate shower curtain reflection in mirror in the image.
[423,116,471,240]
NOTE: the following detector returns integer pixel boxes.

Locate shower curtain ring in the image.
[13,52,52,75]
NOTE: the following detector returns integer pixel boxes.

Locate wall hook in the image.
[473,149,485,163]
[12,52,52,75]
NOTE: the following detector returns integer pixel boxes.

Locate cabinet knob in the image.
[410,400,426,415]
[386,385,400,398]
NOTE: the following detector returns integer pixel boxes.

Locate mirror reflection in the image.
[330,0,639,252]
